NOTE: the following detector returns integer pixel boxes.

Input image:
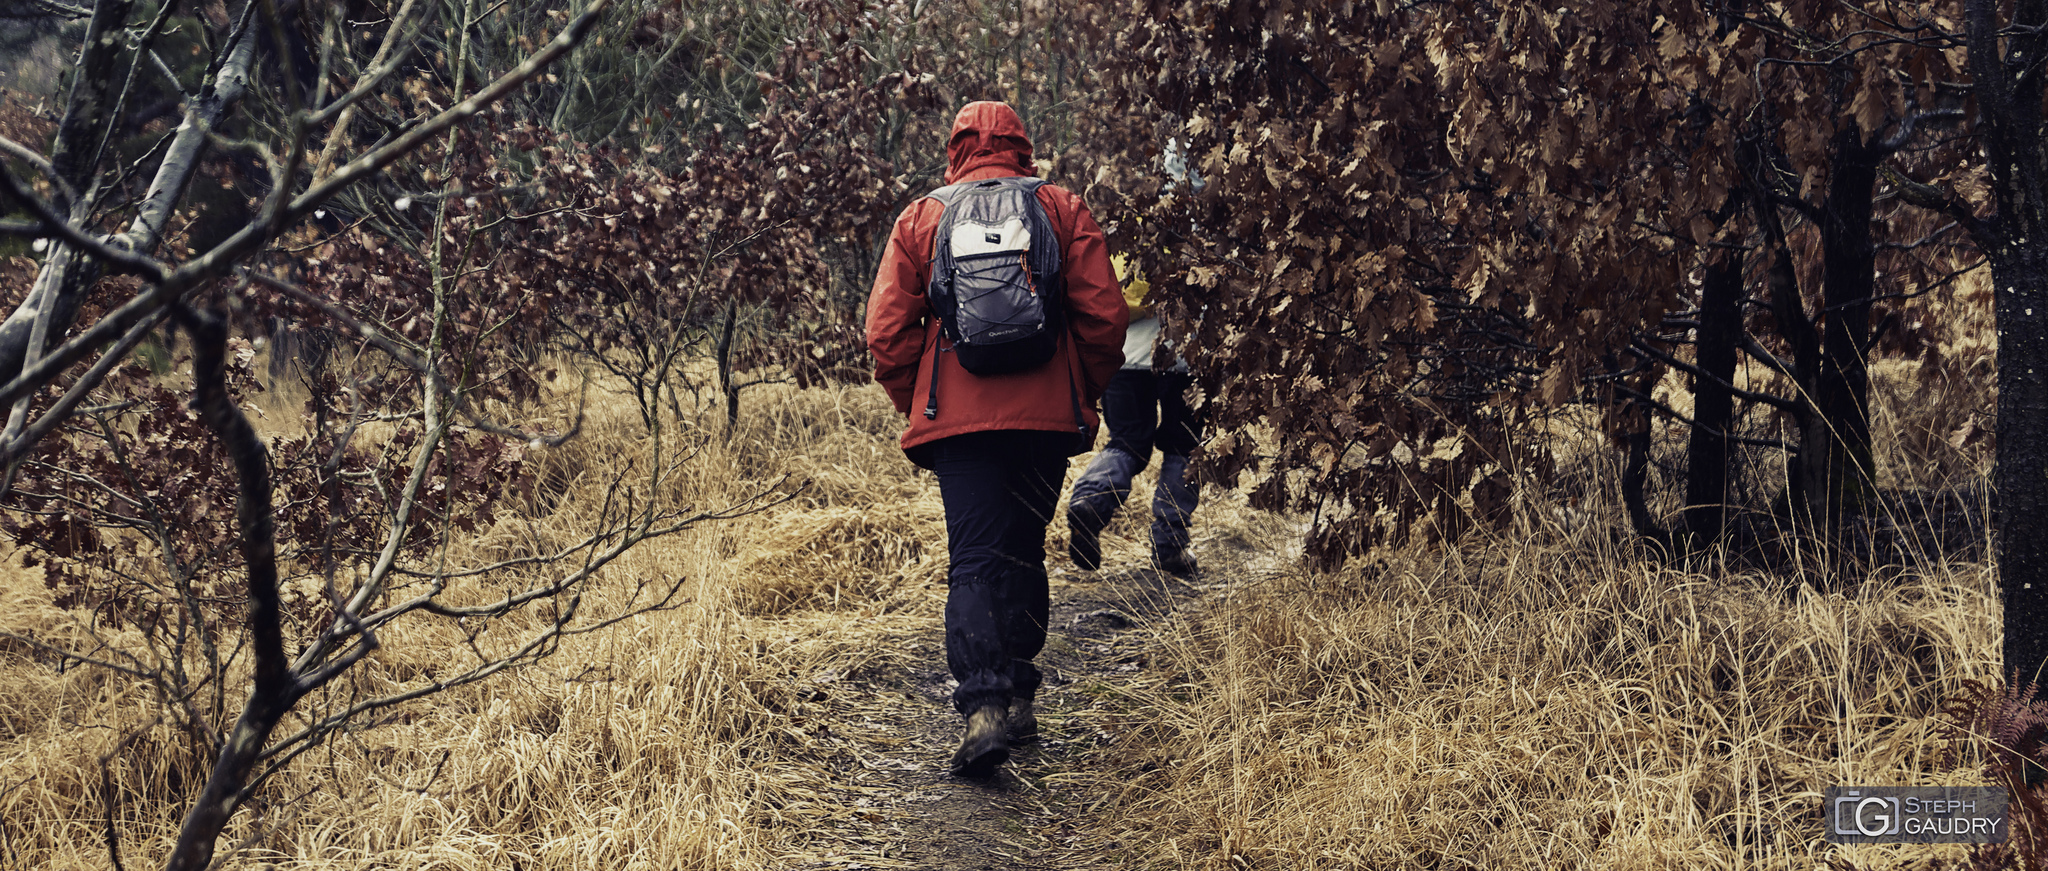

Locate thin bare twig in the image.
[0,309,167,469]
[293,0,615,217]
[0,134,78,211]
[0,160,164,278]
[1630,337,1802,413]
[247,271,583,446]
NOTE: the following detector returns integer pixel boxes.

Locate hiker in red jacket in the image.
[865,101,1127,778]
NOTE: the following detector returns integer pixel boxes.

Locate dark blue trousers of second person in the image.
[1068,369,1202,568]
[923,430,1071,716]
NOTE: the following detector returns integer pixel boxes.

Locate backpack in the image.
[925,176,1064,379]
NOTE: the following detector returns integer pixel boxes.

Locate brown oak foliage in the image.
[1075,2,1733,559]
[1075,0,1986,562]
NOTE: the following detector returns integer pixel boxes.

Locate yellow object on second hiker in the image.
[1112,253,1151,320]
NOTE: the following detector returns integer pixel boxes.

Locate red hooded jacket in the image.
[865,102,1127,460]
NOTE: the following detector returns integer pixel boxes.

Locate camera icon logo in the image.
[1834,790,1903,837]
[1824,785,2007,843]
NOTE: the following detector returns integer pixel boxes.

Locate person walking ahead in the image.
[865,101,1126,778]
[1066,254,1203,576]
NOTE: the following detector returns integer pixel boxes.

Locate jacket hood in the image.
[945,101,1034,184]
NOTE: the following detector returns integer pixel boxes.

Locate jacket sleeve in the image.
[866,201,938,415]
[1049,188,1128,404]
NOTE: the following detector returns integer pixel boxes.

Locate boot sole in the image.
[1154,550,1197,577]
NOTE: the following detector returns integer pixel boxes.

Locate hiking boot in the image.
[1068,510,1106,571]
[1007,697,1039,744]
[950,706,1010,778]
[1154,545,1198,578]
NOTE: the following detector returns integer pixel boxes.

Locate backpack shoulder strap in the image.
[1014,178,1062,285]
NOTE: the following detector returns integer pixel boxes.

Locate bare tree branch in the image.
[247,271,584,446]
[289,0,616,219]
[1630,337,1803,413]
[0,283,179,412]
[306,0,427,127]
[0,308,168,469]
[0,134,78,212]
[1880,164,1986,233]
[0,160,166,278]
[0,630,157,678]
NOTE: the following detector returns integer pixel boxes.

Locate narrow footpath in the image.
[773,545,1260,871]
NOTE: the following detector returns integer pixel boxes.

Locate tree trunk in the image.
[1684,253,1743,548]
[47,0,137,188]
[1622,416,1667,551]
[716,300,740,431]
[1968,0,2048,682]
[1758,247,1826,535]
[164,311,297,871]
[1619,375,1670,551]
[1809,136,1881,540]
[1993,248,2048,684]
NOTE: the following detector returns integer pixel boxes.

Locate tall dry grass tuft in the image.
[1066,359,2003,870]
[1072,537,1998,869]
[736,503,947,616]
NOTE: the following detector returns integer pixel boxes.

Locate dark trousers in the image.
[925,430,1069,715]
[1069,369,1203,554]
[1102,368,1201,459]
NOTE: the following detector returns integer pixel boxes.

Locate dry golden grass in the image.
[1066,533,1998,869]
[1060,353,2003,869]
[0,343,2006,870]
[0,369,955,870]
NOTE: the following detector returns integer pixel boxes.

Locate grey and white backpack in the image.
[922,177,1064,412]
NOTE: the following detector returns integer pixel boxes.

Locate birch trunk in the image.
[0,9,258,390]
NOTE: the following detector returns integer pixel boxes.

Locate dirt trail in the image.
[775,544,1258,871]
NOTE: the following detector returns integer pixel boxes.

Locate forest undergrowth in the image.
[0,352,2005,870]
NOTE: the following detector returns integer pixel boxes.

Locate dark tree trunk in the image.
[716,300,740,431]
[1618,365,1671,551]
[1684,253,1744,547]
[1993,249,2048,683]
[164,311,299,871]
[1808,135,1881,537]
[1622,417,1666,549]
[1968,0,2048,682]
[1759,247,1824,529]
[47,0,136,188]
[1757,134,1881,550]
